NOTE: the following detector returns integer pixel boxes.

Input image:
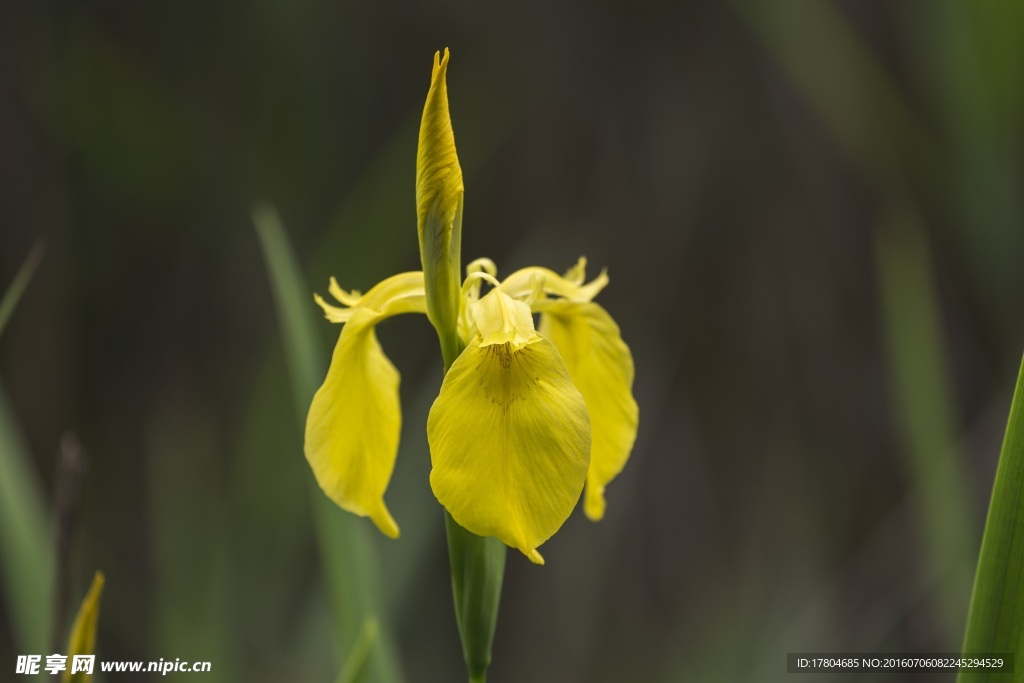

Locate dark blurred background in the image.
[1,1,1022,681]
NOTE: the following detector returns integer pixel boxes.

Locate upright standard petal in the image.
[539,301,638,521]
[416,48,463,348]
[305,308,402,538]
[428,289,591,564]
[468,285,538,350]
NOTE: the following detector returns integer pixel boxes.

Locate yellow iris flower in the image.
[304,49,638,565]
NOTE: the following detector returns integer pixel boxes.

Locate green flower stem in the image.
[444,512,506,683]
[435,327,463,381]
[440,340,507,683]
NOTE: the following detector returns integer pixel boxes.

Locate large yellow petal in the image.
[539,301,638,521]
[427,336,591,564]
[305,308,402,538]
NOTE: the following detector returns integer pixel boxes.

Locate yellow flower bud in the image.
[416,48,464,360]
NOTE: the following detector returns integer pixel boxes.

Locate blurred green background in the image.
[1,1,1023,681]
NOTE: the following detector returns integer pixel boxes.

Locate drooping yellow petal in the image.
[305,308,402,538]
[306,271,426,536]
[62,571,104,683]
[427,332,591,564]
[539,301,638,521]
[416,48,463,343]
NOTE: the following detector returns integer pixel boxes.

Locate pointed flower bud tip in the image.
[416,47,464,348]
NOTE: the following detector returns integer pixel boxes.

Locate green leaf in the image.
[730,0,938,191]
[875,208,974,639]
[0,384,54,653]
[253,203,403,683]
[334,619,378,683]
[0,243,53,652]
[0,241,44,339]
[253,205,321,420]
[959,355,1024,682]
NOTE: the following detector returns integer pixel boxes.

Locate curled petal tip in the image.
[434,47,450,73]
[525,548,545,565]
[313,293,349,323]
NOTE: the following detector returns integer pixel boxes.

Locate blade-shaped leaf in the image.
[876,210,974,639]
[0,242,52,651]
[959,355,1024,682]
[0,383,53,652]
[0,242,44,339]
[253,203,403,683]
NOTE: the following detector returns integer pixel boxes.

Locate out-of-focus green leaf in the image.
[334,619,378,683]
[959,355,1024,683]
[147,394,232,680]
[39,21,194,202]
[253,204,402,683]
[253,204,321,415]
[920,0,1024,320]
[0,242,52,651]
[0,384,53,652]
[0,241,43,339]
[876,207,974,641]
[731,0,938,191]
